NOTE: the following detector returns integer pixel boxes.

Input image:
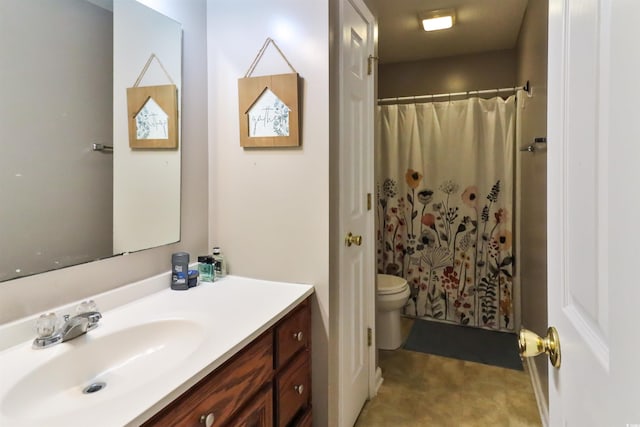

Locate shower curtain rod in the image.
[377,80,531,104]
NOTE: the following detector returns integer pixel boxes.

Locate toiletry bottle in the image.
[198,255,214,282]
[212,247,227,278]
[171,252,190,290]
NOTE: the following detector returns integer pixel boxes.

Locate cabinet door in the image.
[142,331,273,427]
[229,386,273,427]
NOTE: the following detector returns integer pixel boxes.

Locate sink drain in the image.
[82,381,106,394]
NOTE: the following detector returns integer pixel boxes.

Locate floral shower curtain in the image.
[376,95,516,331]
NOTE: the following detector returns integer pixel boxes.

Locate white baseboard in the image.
[372,366,383,396]
[524,357,549,427]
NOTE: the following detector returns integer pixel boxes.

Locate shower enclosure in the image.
[376,90,524,332]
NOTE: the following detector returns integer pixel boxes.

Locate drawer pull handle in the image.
[293,331,304,342]
[294,384,304,395]
[200,413,215,427]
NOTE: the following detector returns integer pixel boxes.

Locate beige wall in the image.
[378,49,518,98]
[516,0,549,404]
[0,0,208,324]
[206,1,330,425]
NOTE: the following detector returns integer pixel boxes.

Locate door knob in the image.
[518,327,561,368]
[345,232,363,247]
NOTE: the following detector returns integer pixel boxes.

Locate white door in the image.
[547,0,640,424]
[338,0,375,426]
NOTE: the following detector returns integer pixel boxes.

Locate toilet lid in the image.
[377,274,408,295]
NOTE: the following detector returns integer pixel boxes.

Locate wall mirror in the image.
[0,0,182,282]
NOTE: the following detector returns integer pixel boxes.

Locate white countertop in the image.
[0,274,314,427]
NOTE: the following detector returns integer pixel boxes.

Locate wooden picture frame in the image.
[127,84,178,149]
[238,73,300,147]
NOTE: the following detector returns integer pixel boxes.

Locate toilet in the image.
[376,274,411,350]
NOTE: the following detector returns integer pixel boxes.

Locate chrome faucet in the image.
[33,301,102,349]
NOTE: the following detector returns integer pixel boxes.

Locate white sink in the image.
[0,275,313,427]
[0,318,206,425]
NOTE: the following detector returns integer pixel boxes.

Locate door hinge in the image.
[367,193,372,210]
[367,327,372,347]
[367,55,378,76]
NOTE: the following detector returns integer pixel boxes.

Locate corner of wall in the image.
[515,0,549,407]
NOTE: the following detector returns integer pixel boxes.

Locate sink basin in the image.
[0,275,313,427]
[1,319,206,425]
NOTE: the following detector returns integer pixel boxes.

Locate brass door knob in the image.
[345,232,363,247]
[519,327,561,368]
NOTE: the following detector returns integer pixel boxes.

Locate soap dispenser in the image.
[212,247,227,278]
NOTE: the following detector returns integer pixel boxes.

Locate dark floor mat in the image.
[403,318,523,371]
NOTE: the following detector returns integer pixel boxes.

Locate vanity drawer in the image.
[275,299,310,368]
[143,330,273,427]
[276,352,311,427]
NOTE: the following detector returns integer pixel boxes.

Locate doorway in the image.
[355,0,549,425]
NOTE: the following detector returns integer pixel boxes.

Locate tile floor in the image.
[354,318,542,427]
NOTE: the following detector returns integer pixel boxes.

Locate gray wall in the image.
[378,49,518,98]
[0,0,208,324]
[516,0,549,404]
[0,0,113,281]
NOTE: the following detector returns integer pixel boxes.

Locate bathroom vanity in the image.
[142,296,312,427]
[0,274,314,427]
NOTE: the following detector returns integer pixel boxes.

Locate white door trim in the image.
[337,0,376,425]
[523,356,549,427]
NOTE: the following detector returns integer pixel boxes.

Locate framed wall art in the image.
[127,54,178,149]
[238,38,301,147]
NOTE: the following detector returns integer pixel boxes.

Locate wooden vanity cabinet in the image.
[142,330,273,427]
[228,386,273,427]
[274,299,311,427]
[276,352,310,427]
[142,297,311,427]
[293,410,312,427]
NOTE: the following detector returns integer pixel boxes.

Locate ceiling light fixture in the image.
[420,9,455,32]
